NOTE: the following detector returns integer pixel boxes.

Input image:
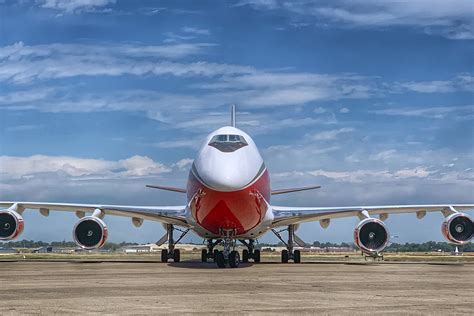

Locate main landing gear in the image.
[239,239,261,264]
[201,238,261,268]
[201,239,222,263]
[202,229,262,268]
[160,224,189,263]
[272,225,302,264]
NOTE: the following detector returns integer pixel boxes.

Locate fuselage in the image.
[186,126,272,238]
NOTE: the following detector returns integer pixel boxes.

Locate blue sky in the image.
[0,0,473,244]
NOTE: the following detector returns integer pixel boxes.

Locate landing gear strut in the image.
[239,239,260,263]
[201,239,222,262]
[272,225,301,263]
[160,224,189,263]
[213,228,241,268]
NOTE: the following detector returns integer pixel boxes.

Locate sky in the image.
[0,0,473,245]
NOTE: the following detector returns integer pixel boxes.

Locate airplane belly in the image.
[188,170,270,235]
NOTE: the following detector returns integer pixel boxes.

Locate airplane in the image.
[1,106,473,268]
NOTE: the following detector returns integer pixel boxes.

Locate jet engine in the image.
[354,218,389,254]
[0,210,24,240]
[441,213,473,245]
[73,216,108,249]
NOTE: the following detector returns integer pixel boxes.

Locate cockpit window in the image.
[208,134,248,152]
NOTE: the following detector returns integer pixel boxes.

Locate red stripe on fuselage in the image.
[187,169,270,235]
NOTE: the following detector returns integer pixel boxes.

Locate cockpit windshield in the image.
[208,134,248,152]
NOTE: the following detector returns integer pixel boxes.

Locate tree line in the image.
[1,239,473,252]
[258,240,474,252]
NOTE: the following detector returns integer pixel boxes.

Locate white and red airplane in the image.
[1,106,473,268]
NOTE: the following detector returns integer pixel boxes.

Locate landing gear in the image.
[229,251,240,268]
[161,249,168,263]
[281,249,289,263]
[160,224,189,263]
[294,249,301,263]
[215,251,226,268]
[253,249,261,263]
[272,225,302,263]
[207,234,261,268]
[212,228,241,268]
[239,239,260,263]
[242,249,249,263]
[201,239,222,262]
[173,249,181,263]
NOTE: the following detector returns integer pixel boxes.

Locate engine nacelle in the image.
[354,218,389,254]
[0,210,24,240]
[441,213,473,245]
[73,216,108,249]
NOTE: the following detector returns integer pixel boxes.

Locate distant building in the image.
[33,246,53,253]
[123,244,161,253]
[0,247,17,254]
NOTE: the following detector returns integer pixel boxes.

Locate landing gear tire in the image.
[281,250,289,263]
[161,249,168,263]
[294,250,301,263]
[229,251,240,268]
[253,249,261,263]
[242,249,249,263]
[173,249,180,263]
[215,251,226,268]
[201,249,208,262]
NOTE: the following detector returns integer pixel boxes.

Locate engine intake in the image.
[442,213,473,245]
[0,210,24,240]
[354,218,389,254]
[73,217,108,249]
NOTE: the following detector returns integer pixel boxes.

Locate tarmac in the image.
[0,259,472,315]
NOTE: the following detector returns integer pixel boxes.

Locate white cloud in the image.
[395,167,431,179]
[196,72,376,106]
[5,125,43,132]
[153,139,202,150]
[371,105,474,119]
[182,27,210,36]
[297,166,432,183]
[174,158,194,170]
[391,74,473,93]
[310,127,354,141]
[0,155,170,180]
[0,42,255,84]
[119,156,170,177]
[369,150,397,162]
[339,107,350,113]
[313,107,327,114]
[39,0,116,13]
[241,0,474,40]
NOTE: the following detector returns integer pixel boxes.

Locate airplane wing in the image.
[271,204,474,227]
[0,201,189,227]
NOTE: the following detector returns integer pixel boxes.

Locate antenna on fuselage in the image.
[230,104,236,127]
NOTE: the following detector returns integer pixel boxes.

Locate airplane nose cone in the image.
[193,150,264,192]
[200,164,249,191]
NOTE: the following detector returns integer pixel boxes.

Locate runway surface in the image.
[0,260,472,315]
